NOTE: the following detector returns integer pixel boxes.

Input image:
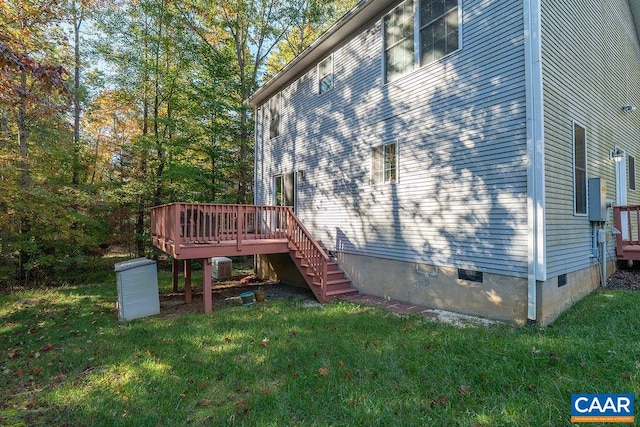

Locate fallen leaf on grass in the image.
[262,387,270,395]
[429,395,447,408]
[344,371,351,380]
[338,360,345,368]
[290,329,297,337]
[621,372,630,380]
[318,367,329,376]
[16,369,24,377]
[199,399,213,406]
[260,337,269,347]
[458,385,471,395]
[224,337,231,343]
[40,344,52,352]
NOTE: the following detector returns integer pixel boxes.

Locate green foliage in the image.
[1,281,639,425]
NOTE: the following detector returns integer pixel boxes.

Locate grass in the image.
[1,260,639,426]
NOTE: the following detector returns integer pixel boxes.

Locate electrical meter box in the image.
[588,177,607,222]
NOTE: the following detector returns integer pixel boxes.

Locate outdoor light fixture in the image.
[610,147,624,162]
[621,105,637,112]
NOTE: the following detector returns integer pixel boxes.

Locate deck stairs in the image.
[288,239,358,303]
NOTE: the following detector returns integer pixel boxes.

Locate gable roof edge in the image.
[247,0,394,108]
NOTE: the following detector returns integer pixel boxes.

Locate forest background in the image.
[0,0,357,283]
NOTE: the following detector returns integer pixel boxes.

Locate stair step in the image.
[325,288,359,297]
[313,278,351,287]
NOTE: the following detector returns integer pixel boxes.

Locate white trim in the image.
[524,0,546,321]
[571,120,588,216]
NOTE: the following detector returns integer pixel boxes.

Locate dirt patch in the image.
[159,279,315,318]
[606,265,640,291]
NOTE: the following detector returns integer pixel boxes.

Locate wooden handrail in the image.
[151,203,333,298]
[284,207,331,299]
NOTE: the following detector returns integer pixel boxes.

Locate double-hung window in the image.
[573,122,587,215]
[384,1,415,82]
[318,55,334,94]
[372,142,397,184]
[384,0,460,83]
[420,0,459,65]
[269,92,281,139]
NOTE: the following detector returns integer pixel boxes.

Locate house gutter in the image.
[524,0,546,323]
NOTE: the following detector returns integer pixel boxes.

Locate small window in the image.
[458,269,483,283]
[372,142,397,184]
[318,55,334,94]
[269,92,281,139]
[629,155,636,190]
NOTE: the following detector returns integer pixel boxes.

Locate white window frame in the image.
[572,121,587,216]
[269,92,281,139]
[371,141,398,185]
[318,54,334,94]
[383,0,461,83]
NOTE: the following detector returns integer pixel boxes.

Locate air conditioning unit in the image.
[212,257,232,280]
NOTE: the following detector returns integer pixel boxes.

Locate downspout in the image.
[524,0,546,324]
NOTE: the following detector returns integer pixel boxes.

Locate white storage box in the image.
[114,258,160,321]
[212,257,232,280]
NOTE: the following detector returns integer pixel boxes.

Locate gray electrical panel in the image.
[588,177,607,222]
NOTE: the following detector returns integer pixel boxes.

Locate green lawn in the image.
[1,263,639,426]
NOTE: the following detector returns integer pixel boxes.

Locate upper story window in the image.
[420,0,459,65]
[573,122,587,215]
[384,0,460,83]
[372,142,397,184]
[318,55,334,94]
[384,1,415,82]
[269,92,281,139]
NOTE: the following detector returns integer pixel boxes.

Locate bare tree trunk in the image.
[0,108,9,266]
[72,4,84,185]
[18,71,30,281]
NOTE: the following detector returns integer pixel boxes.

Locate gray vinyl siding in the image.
[256,0,529,277]
[542,0,640,277]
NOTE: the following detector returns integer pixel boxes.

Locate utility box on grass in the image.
[114,258,160,321]
[212,257,232,280]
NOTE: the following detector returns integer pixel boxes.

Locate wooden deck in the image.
[151,203,357,312]
[614,205,640,261]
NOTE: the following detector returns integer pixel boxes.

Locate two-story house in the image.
[248,0,640,325]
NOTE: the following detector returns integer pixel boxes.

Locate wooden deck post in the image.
[203,258,212,313]
[172,258,179,293]
[184,259,192,304]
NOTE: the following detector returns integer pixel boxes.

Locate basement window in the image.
[458,268,483,283]
[558,274,567,287]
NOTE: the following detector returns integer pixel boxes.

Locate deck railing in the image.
[284,207,330,300]
[614,205,640,251]
[152,203,291,250]
[151,203,331,294]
